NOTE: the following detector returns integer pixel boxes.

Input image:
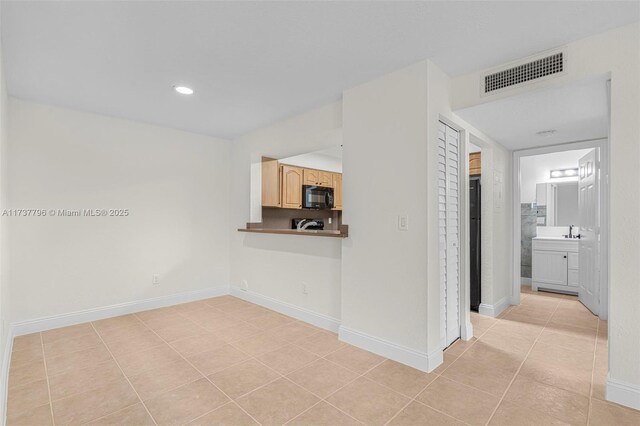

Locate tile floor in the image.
[6,289,640,425]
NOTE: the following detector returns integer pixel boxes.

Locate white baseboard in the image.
[230,287,340,333]
[11,286,229,336]
[1,326,15,426]
[338,325,441,373]
[461,320,474,341]
[478,296,510,318]
[606,376,640,411]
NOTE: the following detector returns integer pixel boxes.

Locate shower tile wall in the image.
[521,203,538,278]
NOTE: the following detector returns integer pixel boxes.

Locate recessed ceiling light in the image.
[173,85,194,95]
[536,129,556,137]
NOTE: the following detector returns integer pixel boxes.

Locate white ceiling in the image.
[2,1,638,139]
[455,77,610,150]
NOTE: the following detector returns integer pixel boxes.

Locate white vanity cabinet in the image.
[532,237,579,294]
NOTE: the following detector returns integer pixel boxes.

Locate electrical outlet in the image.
[241,279,248,291]
[301,282,308,295]
[152,274,160,285]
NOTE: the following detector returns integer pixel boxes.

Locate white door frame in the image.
[439,115,473,342]
[511,138,609,320]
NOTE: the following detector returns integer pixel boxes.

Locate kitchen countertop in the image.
[238,224,348,238]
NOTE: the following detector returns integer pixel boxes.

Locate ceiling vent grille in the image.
[483,52,564,94]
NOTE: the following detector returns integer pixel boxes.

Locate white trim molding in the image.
[1,327,15,426]
[478,296,510,318]
[338,325,442,373]
[230,286,340,333]
[11,286,229,336]
[606,376,640,411]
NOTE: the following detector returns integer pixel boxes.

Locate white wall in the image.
[453,22,640,409]
[341,61,432,364]
[520,149,591,203]
[7,99,231,321]
[280,151,342,173]
[230,102,343,322]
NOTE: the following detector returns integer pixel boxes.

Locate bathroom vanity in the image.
[532,236,579,294]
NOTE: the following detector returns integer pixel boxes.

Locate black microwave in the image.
[302,185,334,210]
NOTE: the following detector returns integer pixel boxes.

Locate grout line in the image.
[39,333,56,426]
[586,316,602,425]
[89,322,158,426]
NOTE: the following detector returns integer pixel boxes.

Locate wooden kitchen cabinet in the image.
[332,173,343,210]
[303,168,333,187]
[282,165,303,209]
[469,152,481,176]
[261,157,281,207]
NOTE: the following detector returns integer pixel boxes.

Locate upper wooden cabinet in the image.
[261,157,281,207]
[332,173,343,211]
[281,165,303,209]
[469,152,481,176]
[303,169,333,187]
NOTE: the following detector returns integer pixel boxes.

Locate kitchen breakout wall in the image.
[229,102,343,322]
[7,99,231,322]
[452,22,640,409]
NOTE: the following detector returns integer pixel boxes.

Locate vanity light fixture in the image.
[173,85,194,95]
[550,168,579,178]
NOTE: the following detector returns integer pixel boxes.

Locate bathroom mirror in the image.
[535,182,579,226]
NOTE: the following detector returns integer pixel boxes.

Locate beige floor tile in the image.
[549,310,598,331]
[502,376,589,425]
[227,305,271,321]
[51,377,139,425]
[188,344,251,375]
[591,366,607,400]
[214,322,261,341]
[288,401,362,426]
[257,344,319,375]
[96,322,152,343]
[325,377,409,426]
[432,352,458,375]
[478,328,535,357]
[92,314,142,332]
[179,306,228,323]
[172,299,215,313]
[152,320,203,342]
[209,358,281,399]
[388,401,465,426]
[8,360,46,389]
[128,359,202,401]
[115,344,183,377]
[145,378,230,425]
[441,351,519,396]
[232,332,289,356]
[589,398,640,425]
[105,330,165,357]
[196,315,242,332]
[48,360,124,401]
[170,332,226,357]
[502,310,550,326]
[325,344,385,374]
[287,358,359,398]
[443,337,476,358]
[365,359,436,398]
[537,328,596,353]
[205,295,241,307]
[6,379,49,418]
[137,311,185,330]
[43,332,103,358]
[6,403,53,426]
[237,378,319,426]
[41,323,96,344]
[216,300,254,313]
[187,402,258,425]
[488,401,571,426]
[489,320,544,341]
[296,331,346,357]
[245,312,293,331]
[9,345,44,369]
[134,306,179,322]
[86,403,155,425]
[267,322,319,343]
[12,333,42,353]
[417,376,500,426]
[45,344,113,376]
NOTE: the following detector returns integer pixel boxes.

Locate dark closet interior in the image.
[470,176,481,312]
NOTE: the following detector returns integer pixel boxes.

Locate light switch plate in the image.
[398,215,409,231]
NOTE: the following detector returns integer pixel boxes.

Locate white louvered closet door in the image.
[438,121,461,348]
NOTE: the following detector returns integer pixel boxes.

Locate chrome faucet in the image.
[569,225,574,238]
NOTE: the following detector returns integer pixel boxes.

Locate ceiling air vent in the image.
[483,51,564,94]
